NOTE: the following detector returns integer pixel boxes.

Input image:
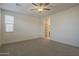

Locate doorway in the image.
[44,16,51,39]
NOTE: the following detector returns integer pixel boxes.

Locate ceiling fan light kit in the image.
[31,3,50,12]
[38,8,43,12]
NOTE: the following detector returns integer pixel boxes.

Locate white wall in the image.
[40,17,45,38]
[39,16,48,38]
[1,10,41,44]
[0,9,1,45]
[51,5,79,47]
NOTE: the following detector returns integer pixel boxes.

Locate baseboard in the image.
[50,39,79,48]
[2,37,43,45]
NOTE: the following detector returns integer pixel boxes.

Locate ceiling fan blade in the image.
[31,9,36,10]
[44,8,50,10]
[32,3,38,6]
[39,3,43,6]
[44,3,50,6]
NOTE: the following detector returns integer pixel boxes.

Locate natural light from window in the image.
[5,15,14,32]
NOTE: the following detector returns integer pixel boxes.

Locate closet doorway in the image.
[44,16,51,39]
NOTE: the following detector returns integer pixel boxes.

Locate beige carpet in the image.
[0,38,79,56]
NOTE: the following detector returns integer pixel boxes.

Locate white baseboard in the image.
[2,37,43,45]
[50,39,79,48]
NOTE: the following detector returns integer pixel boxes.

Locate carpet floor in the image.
[0,38,79,56]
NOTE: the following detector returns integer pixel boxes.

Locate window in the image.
[5,15,14,32]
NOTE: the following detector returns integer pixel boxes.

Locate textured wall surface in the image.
[1,10,41,44]
[51,5,79,47]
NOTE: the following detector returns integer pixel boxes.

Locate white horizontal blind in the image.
[5,15,14,32]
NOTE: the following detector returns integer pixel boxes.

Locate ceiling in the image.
[0,3,79,17]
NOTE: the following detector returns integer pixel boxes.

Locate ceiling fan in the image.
[31,3,50,12]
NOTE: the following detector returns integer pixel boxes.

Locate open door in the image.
[44,16,51,39]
